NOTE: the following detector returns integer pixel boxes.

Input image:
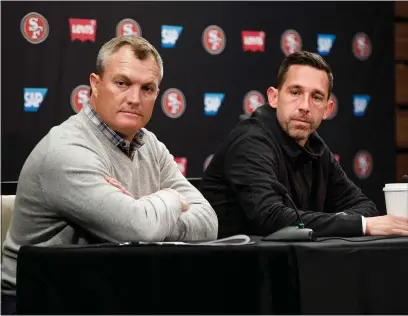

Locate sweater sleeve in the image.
[224,129,367,237]
[152,136,218,241]
[39,145,183,243]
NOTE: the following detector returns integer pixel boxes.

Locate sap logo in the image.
[204,93,224,116]
[317,34,335,56]
[24,88,48,112]
[353,95,370,116]
[161,25,183,48]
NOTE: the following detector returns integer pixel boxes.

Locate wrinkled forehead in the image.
[104,49,161,83]
[282,65,329,95]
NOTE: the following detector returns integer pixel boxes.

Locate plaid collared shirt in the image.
[84,103,145,160]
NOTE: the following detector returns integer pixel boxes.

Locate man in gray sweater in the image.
[1,35,218,313]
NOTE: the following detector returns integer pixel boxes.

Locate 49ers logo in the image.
[281,29,302,56]
[202,25,226,55]
[352,32,371,61]
[353,150,373,179]
[161,88,186,118]
[116,18,142,37]
[20,12,49,44]
[70,85,90,113]
[326,93,338,120]
[243,90,265,115]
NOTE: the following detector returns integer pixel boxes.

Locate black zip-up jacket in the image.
[200,104,379,238]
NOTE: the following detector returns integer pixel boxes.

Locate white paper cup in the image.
[383,183,408,218]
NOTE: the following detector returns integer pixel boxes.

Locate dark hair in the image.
[276,51,333,99]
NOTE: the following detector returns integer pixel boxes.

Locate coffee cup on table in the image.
[383,183,408,218]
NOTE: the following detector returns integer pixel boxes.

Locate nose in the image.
[298,93,311,113]
[127,86,141,106]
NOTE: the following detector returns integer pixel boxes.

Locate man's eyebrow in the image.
[142,81,158,88]
[286,84,303,90]
[286,85,326,97]
[313,89,326,97]
[112,74,131,81]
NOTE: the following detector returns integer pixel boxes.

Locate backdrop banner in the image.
[1,1,395,212]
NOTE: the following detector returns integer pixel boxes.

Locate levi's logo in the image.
[242,31,265,52]
[174,157,187,176]
[69,18,97,42]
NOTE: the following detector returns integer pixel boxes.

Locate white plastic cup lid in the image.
[383,183,408,191]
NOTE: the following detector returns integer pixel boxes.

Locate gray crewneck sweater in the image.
[2,110,218,295]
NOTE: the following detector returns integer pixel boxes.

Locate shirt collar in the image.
[83,103,145,159]
[252,104,325,161]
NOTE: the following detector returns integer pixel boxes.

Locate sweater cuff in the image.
[336,214,364,237]
[314,214,364,238]
[167,218,186,240]
[361,216,367,235]
[157,189,183,216]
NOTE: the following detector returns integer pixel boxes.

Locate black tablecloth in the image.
[294,236,408,314]
[16,236,408,315]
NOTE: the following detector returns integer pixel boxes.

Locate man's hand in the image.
[163,188,190,212]
[105,177,189,212]
[365,215,408,236]
[105,177,135,198]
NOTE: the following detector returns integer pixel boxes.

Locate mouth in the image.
[120,111,142,117]
[292,119,310,124]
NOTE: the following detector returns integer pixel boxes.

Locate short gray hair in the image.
[95,35,163,79]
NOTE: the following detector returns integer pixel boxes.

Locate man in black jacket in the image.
[200,51,408,238]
